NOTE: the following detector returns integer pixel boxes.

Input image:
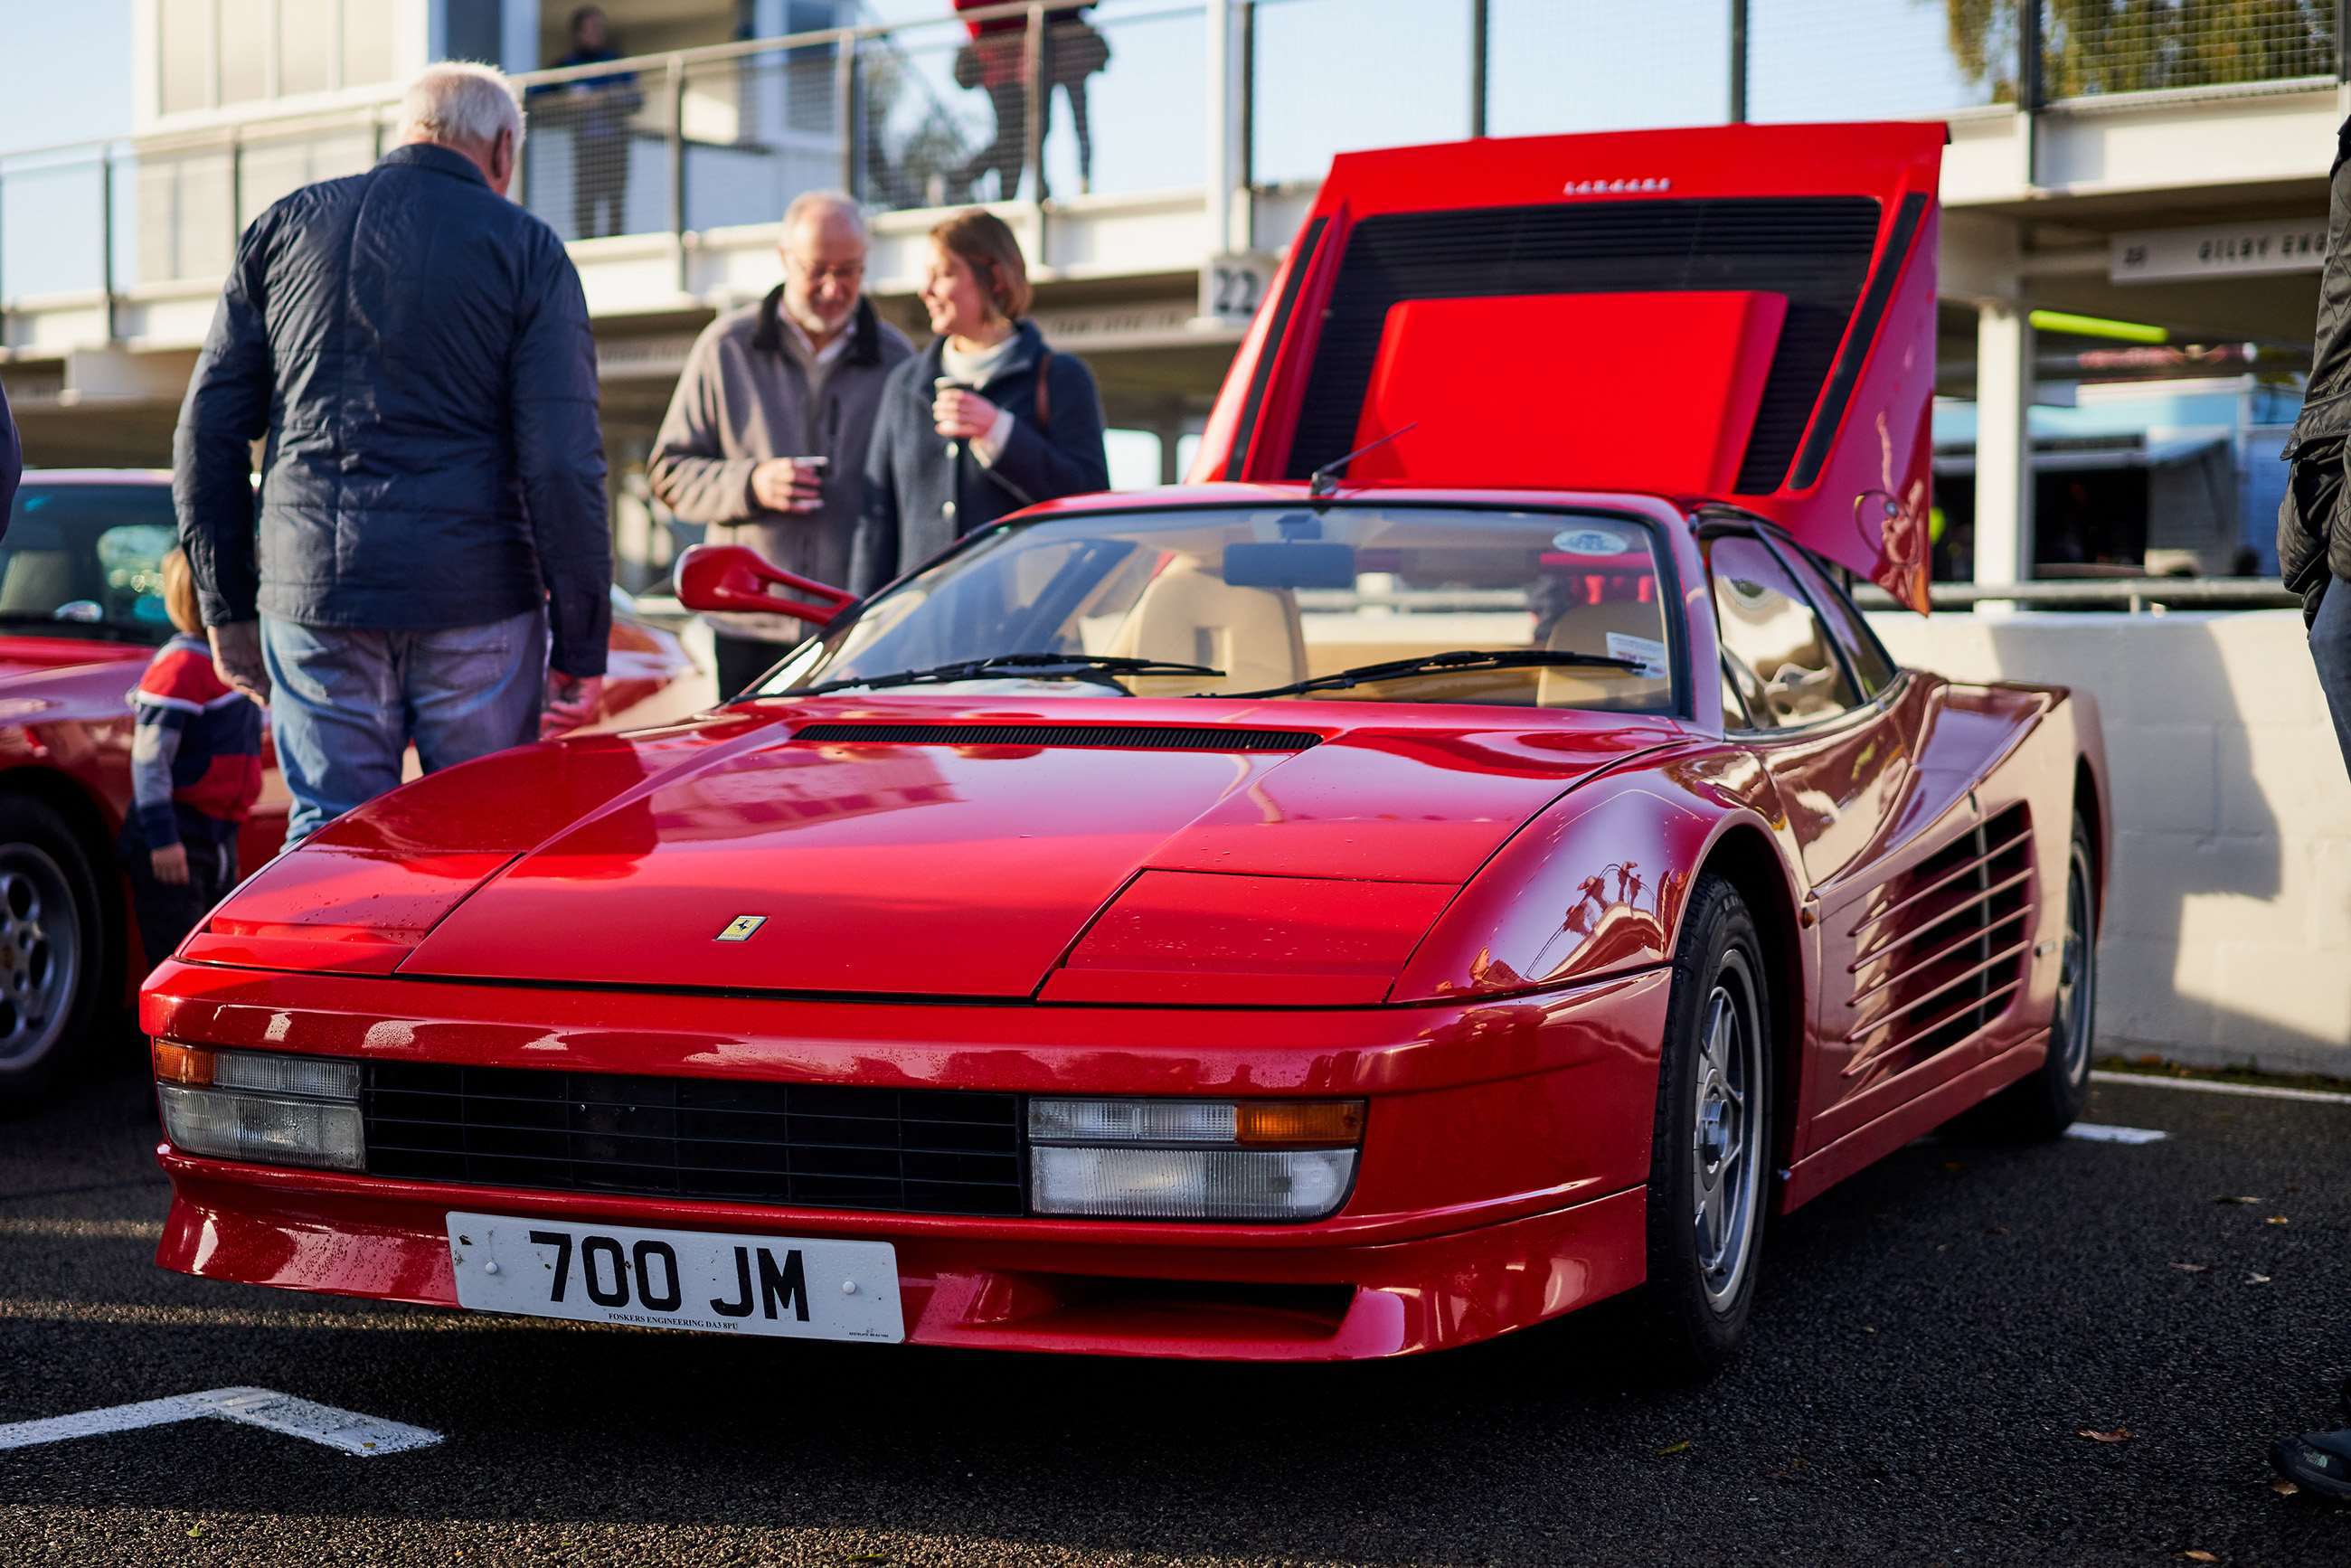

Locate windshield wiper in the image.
[798,652,1225,697]
[1217,647,1646,700]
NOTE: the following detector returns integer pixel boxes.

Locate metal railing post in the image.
[1729,0,1749,122]
[1469,0,1489,137]
[1237,0,1255,213]
[666,55,687,289]
[228,129,243,259]
[1024,5,1048,205]
[2019,0,2044,109]
[836,30,860,200]
[101,152,117,342]
[2019,0,2044,185]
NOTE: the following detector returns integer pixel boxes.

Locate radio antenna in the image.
[1308,421,1420,500]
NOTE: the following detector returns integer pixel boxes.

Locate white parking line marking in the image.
[2091,1071,2351,1107]
[0,1218,165,1240]
[0,1386,440,1457]
[2064,1123,2169,1144]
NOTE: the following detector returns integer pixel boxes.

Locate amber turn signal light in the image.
[1233,1100,1364,1147]
[153,1040,214,1085]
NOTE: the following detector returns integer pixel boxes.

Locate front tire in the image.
[1639,873,1771,1371]
[1969,811,2097,1140]
[0,796,109,1109]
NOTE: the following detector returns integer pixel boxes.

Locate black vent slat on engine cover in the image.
[790,723,1319,751]
[1284,197,1883,492]
[363,1063,1025,1217]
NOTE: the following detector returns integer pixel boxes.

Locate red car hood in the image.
[365,700,1680,998]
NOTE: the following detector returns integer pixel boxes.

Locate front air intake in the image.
[789,723,1321,752]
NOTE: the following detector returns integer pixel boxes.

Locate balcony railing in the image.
[2,0,2346,318]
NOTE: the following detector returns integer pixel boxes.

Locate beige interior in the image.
[1536,600,1672,710]
[1104,561,1308,691]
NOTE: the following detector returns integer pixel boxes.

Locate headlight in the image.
[1026,1098,1363,1221]
[154,1043,364,1172]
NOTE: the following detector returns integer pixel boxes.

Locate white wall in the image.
[1868,609,2351,1077]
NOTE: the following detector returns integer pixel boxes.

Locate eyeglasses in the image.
[788,258,866,285]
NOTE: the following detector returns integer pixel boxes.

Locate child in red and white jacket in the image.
[120,549,263,968]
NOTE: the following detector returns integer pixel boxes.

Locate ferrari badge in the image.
[715,914,768,942]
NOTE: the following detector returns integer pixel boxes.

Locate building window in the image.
[159,0,218,116]
[279,0,336,96]
[219,0,274,104]
[342,0,398,88]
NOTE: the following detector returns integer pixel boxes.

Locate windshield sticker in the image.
[1606,632,1669,678]
[1552,526,1630,556]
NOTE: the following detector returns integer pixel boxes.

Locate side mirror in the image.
[673,544,855,625]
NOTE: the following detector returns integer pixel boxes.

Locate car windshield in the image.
[759,505,1678,713]
[0,483,180,644]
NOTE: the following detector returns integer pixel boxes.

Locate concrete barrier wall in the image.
[1866,609,2350,1076]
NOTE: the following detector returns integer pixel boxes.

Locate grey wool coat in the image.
[648,290,912,636]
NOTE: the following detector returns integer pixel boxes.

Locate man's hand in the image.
[207,620,269,707]
[750,458,824,515]
[149,842,190,887]
[541,670,606,738]
[932,388,1001,441]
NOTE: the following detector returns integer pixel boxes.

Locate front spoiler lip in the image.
[154,1150,1648,1361]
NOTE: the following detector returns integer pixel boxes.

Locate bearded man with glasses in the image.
[651,191,913,697]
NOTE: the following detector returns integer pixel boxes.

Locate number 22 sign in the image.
[1201,252,1275,326]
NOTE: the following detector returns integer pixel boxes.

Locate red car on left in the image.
[0,470,701,1101]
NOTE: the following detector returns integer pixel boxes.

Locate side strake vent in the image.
[1284,197,1882,489]
[1845,805,2035,1065]
[790,723,1322,752]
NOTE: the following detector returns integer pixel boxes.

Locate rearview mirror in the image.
[673,544,856,625]
[1222,542,1357,590]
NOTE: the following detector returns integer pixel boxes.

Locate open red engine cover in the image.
[1192,122,1945,609]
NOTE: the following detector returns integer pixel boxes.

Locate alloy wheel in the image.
[0,843,80,1069]
[2053,839,2096,1083]
[1691,949,1764,1309]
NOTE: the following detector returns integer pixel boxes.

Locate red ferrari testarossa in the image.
[145,123,2107,1365]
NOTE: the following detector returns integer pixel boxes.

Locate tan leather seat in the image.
[1106,560,1307,692]
[1535,595,1673,710]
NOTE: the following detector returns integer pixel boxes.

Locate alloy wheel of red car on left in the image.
[0,795,107,1103]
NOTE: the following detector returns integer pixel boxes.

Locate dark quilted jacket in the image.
[2280,118,2351,619]
[173,144,611,675]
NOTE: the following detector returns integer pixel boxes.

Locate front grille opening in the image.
[364,1064,1024,1217]
[789,723,1322,752]
[1846,804,2035,1060]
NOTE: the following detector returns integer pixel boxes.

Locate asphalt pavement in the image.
[3,1044,2347,1567]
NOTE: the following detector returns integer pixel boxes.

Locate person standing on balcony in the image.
[529,5,644,240]
[647,192,912,697]
[854,210,1108,589]
[174,62,611,851]
[949,1,1108,201]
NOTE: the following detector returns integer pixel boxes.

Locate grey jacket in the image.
[649,290,911,635]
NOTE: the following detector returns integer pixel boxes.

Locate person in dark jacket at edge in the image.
[0,372,21,530]
[854,209,1108,596]
[2272,116,2351,1505]
[175,62,611,852]
[648,191,911,697]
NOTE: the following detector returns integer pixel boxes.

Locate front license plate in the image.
[444,1212,904,1343]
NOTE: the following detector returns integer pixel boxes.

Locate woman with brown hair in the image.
[854,210,1108,591]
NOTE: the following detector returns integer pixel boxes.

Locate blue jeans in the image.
[2313,579,2351,781]
[263,609,547,849]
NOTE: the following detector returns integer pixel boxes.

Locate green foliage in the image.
[1933,0,2336,99]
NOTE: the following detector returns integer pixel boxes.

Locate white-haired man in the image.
[649,191,911,696]
[174,62,610,849]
